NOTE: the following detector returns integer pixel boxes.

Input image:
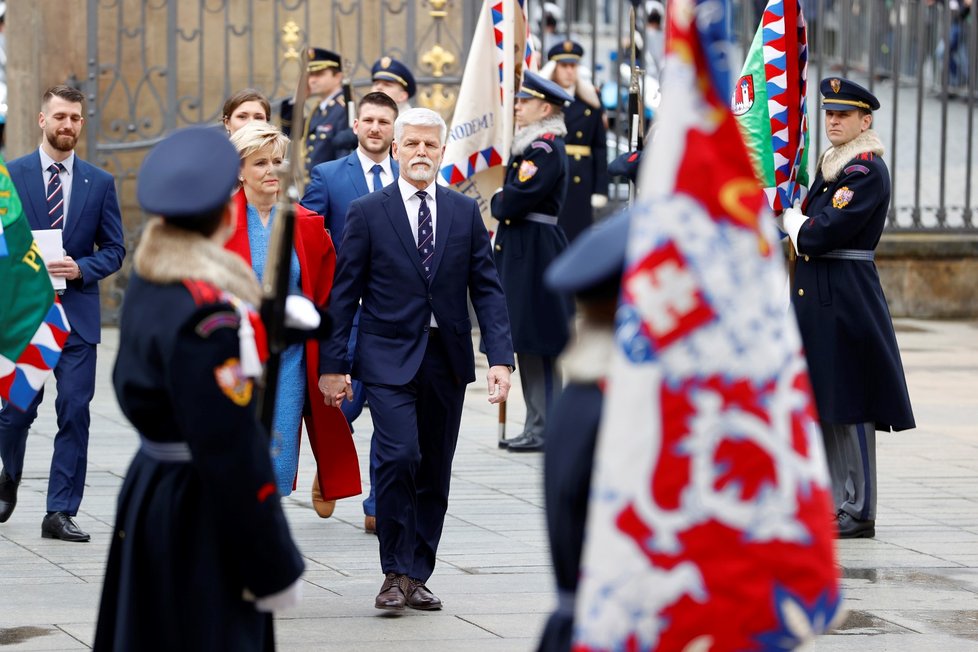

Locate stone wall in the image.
[877,234,978,319]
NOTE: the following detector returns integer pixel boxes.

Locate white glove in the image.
[284,295,321,331]
[254,577,303,613]
[591,194,609,209]
[782,206,807,254]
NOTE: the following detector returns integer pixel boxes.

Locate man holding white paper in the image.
[0,85,124,542]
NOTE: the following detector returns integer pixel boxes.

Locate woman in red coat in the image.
[227,120,360,515]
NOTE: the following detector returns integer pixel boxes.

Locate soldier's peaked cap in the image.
[515,70,573,107]
[137,127,240,219]
[372,56,417,99]
[547,40,584,63]
[307,47,342,73]
[820,77,879,111]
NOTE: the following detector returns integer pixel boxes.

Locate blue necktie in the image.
[46,162,66,229]
[416,191,433,280]
[371,164,384,192]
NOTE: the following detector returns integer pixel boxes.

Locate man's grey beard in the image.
[405,159,436,183]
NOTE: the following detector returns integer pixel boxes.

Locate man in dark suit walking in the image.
[320,108,513,612]
[302,91,401,533]
[0,85,125,541]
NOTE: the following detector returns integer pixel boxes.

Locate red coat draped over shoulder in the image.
[226,188,361,500]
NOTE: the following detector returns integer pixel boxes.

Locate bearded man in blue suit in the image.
[320,108,513,612]
[0,85,125,542]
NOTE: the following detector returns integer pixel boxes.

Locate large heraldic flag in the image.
[733,0,810,215]
[439,0,533,230]
[0,157,70,410]
[572,1,842,650]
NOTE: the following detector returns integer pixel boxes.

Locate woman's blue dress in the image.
[247,204,305,496]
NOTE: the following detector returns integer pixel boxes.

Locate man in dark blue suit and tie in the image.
[0,85,125,541]
[320,108,514,612]
[302,91,400,533]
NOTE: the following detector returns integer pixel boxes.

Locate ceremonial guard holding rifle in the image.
[95,128,304,650]
[491,71,574,453]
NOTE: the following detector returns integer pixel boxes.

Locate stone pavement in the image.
[0,319,977,651]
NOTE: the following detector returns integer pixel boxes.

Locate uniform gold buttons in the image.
[804,255,810,262]
[797,288,805,297]
[495,244,502,251]
[512,162,518,168]
[573,176,581,183]
[504,219,511,225]
[576,131,583,138]
[584,109,592,116]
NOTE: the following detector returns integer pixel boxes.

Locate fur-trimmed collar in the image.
[561,320,616,383]
[539,60,602,109]
[818,129,884,182]
[512,115,568,156]
[134,218,262,305]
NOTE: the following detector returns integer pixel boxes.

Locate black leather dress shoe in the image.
[0,470,20,523]
[407,578,442,610]
[498,433,529,449]
[41,512,91,542]
[507,434,545,452]
[836,511,875,539]
[374,572,409,610]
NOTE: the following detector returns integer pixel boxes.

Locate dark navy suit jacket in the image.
[321,182,513,386]
[8,151,125,344]
[301,151,399,250]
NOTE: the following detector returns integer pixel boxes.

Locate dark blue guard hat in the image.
[137,127,240,219]
[547,40,584,63]
[372,56,417,99]
[307,47,342,73]
[820,77,880,111]
[545,210,630,294]
[515,70,574,107]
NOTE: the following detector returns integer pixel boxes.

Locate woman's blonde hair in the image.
[229,120,289,162]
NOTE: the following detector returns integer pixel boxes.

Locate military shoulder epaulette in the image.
[856,152,876,161]
[182,279,226,306]
[541,133,556,141]
[531,140,554,153]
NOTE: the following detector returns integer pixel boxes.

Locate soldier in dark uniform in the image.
[543,40,609,242]
[783,78,915,540]
[491,71,574,452]
[371,55,417,114]
[537,211,629,652]
[280,47,353,179]
[94,128,304,650]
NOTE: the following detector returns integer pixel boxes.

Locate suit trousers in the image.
[821,422,877,521]
[0,330,97,515]
[364,331,465,582]
[517,353,562,439]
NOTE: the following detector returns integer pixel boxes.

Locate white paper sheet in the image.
[31,229,67,291]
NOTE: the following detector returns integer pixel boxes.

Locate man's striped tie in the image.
[416,191,433,280]
[46,162,66,229]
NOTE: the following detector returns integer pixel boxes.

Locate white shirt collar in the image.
[39,148,75,176]
[397,176,437,204]
[356,149,392,181]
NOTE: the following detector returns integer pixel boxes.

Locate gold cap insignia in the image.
[830,78,841,94]
[563,41,573,52]
[308,47,316,59]
[380,56,392,69]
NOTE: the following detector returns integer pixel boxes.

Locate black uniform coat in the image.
[538,382,603,652]
[791,131,914,431]
[559,96,609,242]
[95,225,304,651]
[281,90,353,178]
[491,120,574,356]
